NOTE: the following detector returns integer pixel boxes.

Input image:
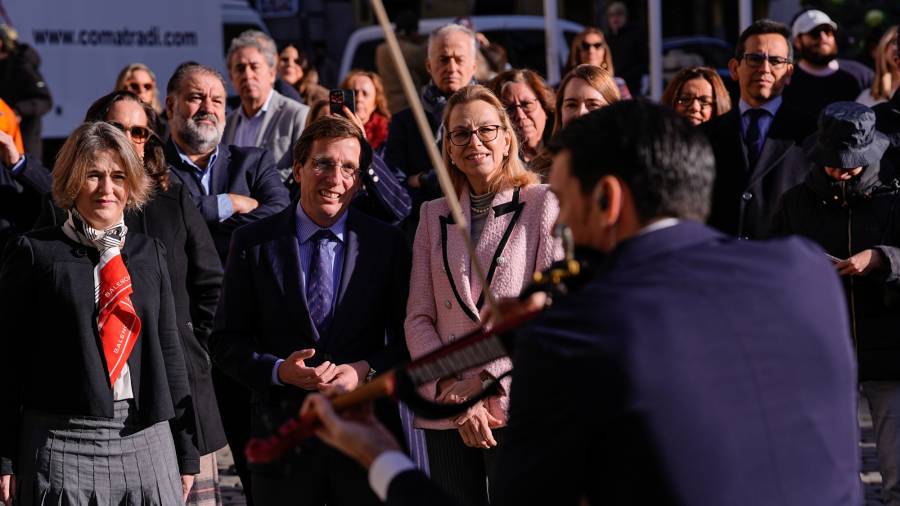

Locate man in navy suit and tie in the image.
[300,101,861,506]
[210,115,410,506]
[704,19,816,239]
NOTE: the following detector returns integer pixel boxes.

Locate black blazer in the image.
[165,140,291,261]
[209,204,410,437]
[0,228,199,475]
[492,223,860,505]
[703,104,816,239]
[36,182,227,455]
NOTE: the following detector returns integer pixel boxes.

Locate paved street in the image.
[217,400,889,506]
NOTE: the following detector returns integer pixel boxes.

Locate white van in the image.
[338,15,584,84]
[8,0,267,139]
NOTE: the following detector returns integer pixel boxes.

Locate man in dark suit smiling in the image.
[210,115,410,506]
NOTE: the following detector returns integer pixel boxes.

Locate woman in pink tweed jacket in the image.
[404,85,560,505]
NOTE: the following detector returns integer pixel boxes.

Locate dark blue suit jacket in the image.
[209,203,410,438]
[487,221,860,505]
[383,223,861,506]
[165,140,290,261]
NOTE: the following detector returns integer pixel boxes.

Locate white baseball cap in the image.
[792,9,837,38]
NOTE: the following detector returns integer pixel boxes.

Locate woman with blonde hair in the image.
[340,70,392,151]
[405,84,559,505]
[115,63,167,137]
[566,27,631,98]
[858,26,899,107]
[662,66,732,125]
[553,65,621,133]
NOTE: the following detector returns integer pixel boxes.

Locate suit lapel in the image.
[472,187,524,310]
[255,92,282,146]
[748,107,799,186]
[223,111,238,145]
[267,207,318,341]
[440,192,478,322]
[210,144,232,196]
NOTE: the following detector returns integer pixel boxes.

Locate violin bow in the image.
[368,0,496,311]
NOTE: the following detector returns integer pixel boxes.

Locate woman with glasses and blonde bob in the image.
[405,84,560,506]
[662,66,733,126]
[488,69,555,166]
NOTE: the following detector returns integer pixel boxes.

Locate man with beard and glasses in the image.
[164,61,289,262]
[783,9,874,119]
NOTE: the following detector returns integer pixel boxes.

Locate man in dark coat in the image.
[163,61,289,501]
[299,101,862,506]
[703,19,816,239]
[772,101,900,506]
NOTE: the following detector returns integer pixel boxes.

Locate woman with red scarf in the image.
[0,122,198,505]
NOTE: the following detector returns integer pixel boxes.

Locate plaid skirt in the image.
[16,399,183,505]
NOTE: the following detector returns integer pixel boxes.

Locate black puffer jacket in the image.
[773,161,900,380]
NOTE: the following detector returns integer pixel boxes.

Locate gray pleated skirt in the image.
[16,399,183,506]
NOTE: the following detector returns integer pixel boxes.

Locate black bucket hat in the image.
[804,101,890,169]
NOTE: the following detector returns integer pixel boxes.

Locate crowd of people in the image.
[0,5,899,506]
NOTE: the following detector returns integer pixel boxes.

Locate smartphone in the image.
[329,89,355,116]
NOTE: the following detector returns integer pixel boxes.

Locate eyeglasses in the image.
[580,41,605,51]
[505,100,538,116]
[108,121,152,144]
[127,82,154,93]
[448,125,504,146]
[674,95,714,109]
[806,25,835,39]
[311,156,360,179]
[739,52,792,69]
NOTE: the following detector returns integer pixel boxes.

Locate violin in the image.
[244,225,592,465]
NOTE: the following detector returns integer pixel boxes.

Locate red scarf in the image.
[68,209,141,387]
[97,253,141,387]
[365,112,389,151]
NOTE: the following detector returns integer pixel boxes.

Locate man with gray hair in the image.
[223,30,309,182]
[384,23,477,210]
